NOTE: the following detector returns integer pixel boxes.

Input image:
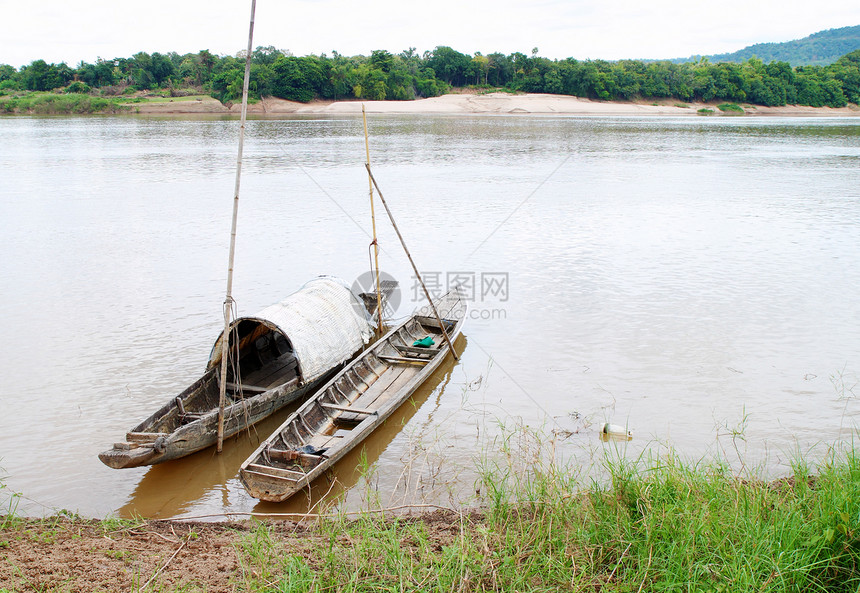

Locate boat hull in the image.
[240,289,466,502]
[98,369,335,469]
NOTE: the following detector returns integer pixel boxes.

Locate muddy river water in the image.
[1,114,859,518]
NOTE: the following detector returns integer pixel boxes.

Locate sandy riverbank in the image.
[131,92,860,116]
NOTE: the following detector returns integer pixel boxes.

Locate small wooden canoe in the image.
[99,277,375,469]
[239,287,467,502]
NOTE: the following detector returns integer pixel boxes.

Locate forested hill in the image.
[676,25,860,66]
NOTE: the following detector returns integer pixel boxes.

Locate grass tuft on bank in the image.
[718,102,746,114]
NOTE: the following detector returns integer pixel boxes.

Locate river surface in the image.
[1,114,859,519]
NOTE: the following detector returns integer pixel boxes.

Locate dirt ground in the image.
[0,511,467,592]
[1,519,256,591]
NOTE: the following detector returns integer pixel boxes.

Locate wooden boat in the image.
[99,277,375,469]
[239,287,466,502]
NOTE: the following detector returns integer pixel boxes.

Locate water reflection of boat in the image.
[100,277,374,469]
[115,407,293,519]
[240,288,467,503]
[116,335,466,520]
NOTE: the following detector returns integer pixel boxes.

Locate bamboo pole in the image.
[217,0,256,453]
[362,105,384,332]
[363,165,459,361]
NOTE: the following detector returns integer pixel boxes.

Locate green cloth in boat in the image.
[413,336,435,348]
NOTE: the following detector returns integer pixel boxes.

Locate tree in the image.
[0,64,15,83]
[369,50,394,73]
[830,50,860,103]
[794,67,827,106]
[198,49,215,81]
[270,55,326,102]
[398,47,422,75]
[365,69,387,100]
[211,69,242,102]
[0,64,19,91]
[130,52,154,89]
[510,52,528,84]
[543,67,563,94]
[250,63,275,97]
[19,59,72,91]
[149,52,175,85]
[615,60,645,98]
[486,53,513,87]
[471,54,489,85]
[328,62,352,100]
[77,59,117,87]
[427,46,471,86]
[178,56,203,86]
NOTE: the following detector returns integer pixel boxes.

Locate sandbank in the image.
[131,92,860,116]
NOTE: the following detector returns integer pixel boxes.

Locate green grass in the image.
[718,102,745,114]
[0,467,21,530]
[235,522,317,592]
[0,92,132,114]
[698,108,715,115]
[477,86,520,95]
[230,433,860,592]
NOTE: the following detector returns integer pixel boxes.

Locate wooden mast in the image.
[363,165,459,361]
[362,105,384,332]
[217,0,257,453]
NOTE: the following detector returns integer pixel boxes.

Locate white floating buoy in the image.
[600,422,632,441]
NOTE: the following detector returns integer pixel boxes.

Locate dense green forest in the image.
[2,44,860,109]
[686,25,860,67]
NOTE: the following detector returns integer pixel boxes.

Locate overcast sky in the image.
[2,0,859,68]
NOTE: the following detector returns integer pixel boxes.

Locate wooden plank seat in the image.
[225,382,269,394]
[243,469,295,482]
[126,432,165,443]
[394,344,442,356]
[377,354,431,364]
[415,316,457,331]
[264,448,321,467]
[320,403,378,416]
[246,463,305,480]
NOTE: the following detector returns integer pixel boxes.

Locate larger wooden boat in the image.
[240,287,466,502]
[99,277,375,469]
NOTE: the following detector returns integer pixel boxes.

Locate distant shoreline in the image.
[130,92,860,117]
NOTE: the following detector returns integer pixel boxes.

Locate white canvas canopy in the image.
[207,277,373,383]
